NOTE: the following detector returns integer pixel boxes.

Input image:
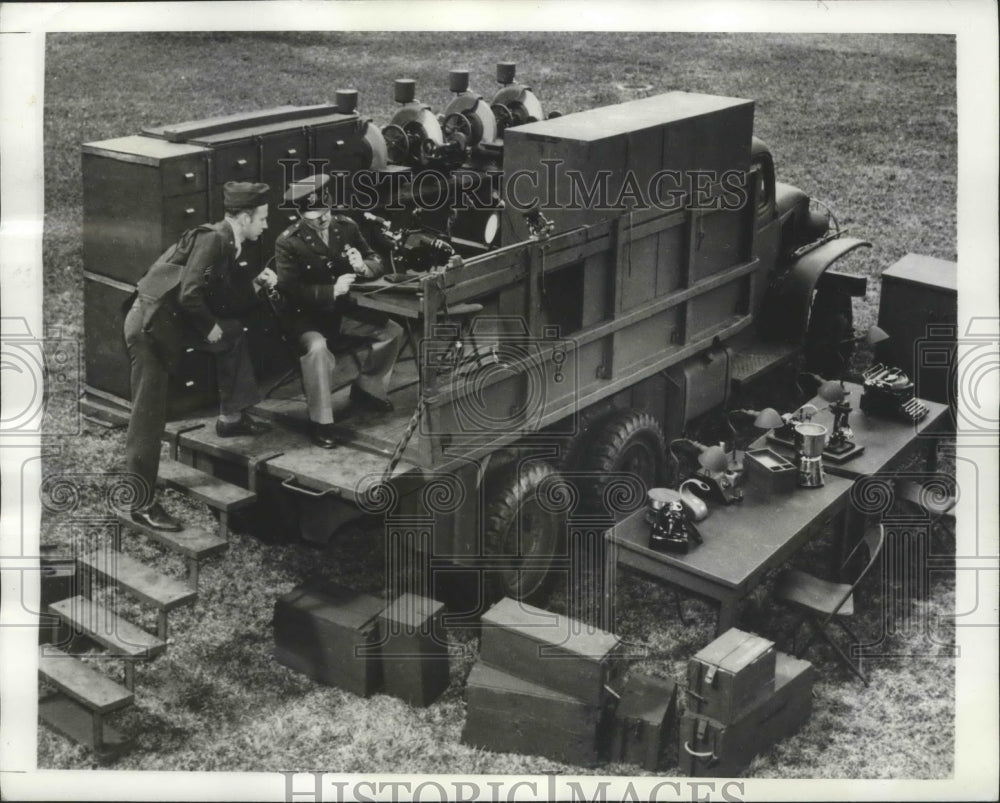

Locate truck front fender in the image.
[759,237,872,341]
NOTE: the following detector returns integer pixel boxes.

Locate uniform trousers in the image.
[298,315,404,425]
[123,298,261,509]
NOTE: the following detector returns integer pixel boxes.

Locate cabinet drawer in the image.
[313,119,369,172]
[163,194,209,244]
[261,130,309,189]
[161,155,208,197]
[211,139,258,185]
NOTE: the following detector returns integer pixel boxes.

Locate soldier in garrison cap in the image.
[274,174,403,449]
[123,181,278,532]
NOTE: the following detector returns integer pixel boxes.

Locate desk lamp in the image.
[726,407,785,473]
[669,439,742,505]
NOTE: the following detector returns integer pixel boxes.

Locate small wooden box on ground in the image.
[686,627,775,722]
[608,673,679,771]
[479,597,626,705]
[679,653,815,777]
[273,582,383,697]
[378,593,450,707]
[462,662,610,767]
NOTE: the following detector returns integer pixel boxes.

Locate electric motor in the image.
[490,62,545,137]
[383,79,446,167]
[441,69,498,148]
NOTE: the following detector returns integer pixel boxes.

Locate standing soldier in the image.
[274,174,403,449]
[124,181,277,531]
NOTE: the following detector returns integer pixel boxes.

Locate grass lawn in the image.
[36,31,957,778]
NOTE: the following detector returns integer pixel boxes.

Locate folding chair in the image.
[894,477,956,531]
[773,524,886,684]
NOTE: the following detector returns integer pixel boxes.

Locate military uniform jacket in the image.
[133,221,260,368]
[274,215,384,339]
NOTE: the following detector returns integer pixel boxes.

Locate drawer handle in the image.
[236,158,248,167]
[238,261,248,268]
[184,208,196,215]
[286,148,298,156]
[336,140,344,146]
[184,172,195,181]
[185,380,195,388]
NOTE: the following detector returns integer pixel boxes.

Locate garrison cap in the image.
[284,173,332,216]
[223,181,270,209]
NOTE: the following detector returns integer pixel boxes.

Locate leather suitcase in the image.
[462,662,610,767]
[479,597,626,705]
[273,582,383,697]
[609,673,678,771]
[378,593,450,707]
[679,653,815,777]
[686,627,775,723]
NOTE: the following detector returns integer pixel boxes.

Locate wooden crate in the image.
[608,673,678,771]
[679,653,815,777]
[479,597,626,705]
[273,582,383,697]
[502,91,754,242]
[378,593,450,707]
[462,662,610,766]
[686,627,775,723]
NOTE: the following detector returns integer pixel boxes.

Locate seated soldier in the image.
[274,174,403,449]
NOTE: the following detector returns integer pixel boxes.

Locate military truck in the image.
[81,76,869,605]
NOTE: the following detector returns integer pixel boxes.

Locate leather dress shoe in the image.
[216,414,272,438]
[311,422,339,449]
[350,385,394,413]
[131,502,183,532]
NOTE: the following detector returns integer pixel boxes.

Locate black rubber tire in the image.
[558,402,617,473]
[577,409,667,515]
[484,461,566,603]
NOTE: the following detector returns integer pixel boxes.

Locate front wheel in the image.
[577,409,667,516]
[484,461,567,603]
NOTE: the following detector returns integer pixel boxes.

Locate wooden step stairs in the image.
[78,549,197,639]
[38,645,134,759]
[40,459,255,756]
[49,595,167,691]
[114,510,227,588]
[156,459,257,540]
